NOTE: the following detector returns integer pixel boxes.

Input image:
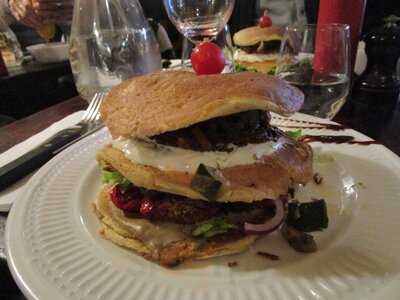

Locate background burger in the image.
[233,26,284,74]
[93,70,313,267]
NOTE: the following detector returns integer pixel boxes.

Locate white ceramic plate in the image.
[6,113,400,300]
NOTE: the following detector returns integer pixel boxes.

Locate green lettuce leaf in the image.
[286,129,303,140]
[267,65,276,75]
[102,170,131,190]
[234,63,258,73]
[192,217,238,239]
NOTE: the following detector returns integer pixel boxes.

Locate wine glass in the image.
[181,25,234,71]
[275,24,350,119]
[163,0,235,44]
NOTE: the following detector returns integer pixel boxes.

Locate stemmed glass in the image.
[181,25,234,71]
[275,24,350,119]
[163,0,235,44]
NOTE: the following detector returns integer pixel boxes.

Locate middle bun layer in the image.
[96,136,313,203]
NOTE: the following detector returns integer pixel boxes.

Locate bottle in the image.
[356,16,400,99]
[343,16,400,139]
[69,0,162,101]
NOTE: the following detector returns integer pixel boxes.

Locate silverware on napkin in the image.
[0,93,106,192]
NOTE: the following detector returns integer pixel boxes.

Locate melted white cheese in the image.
[109,204,186,249]
[234,49,278,62]
[112,138,279,173]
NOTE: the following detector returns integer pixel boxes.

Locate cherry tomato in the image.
[259,15,272,28]
[190,41,225,75]
[110,185,141,212]
[110,185,125,210]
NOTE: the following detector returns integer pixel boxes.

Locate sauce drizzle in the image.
[279,124,346,131]
[300,135,380,145]
[273,117,378,145]
[272,116,346,131]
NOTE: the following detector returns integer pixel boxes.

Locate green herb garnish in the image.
[192,217,238,239]
[286,199,329,232]
[267,65,277,75]
[203,228,231,239]
[102,170,131,191]
[285,129,303,140]
[192,223,214,236]
[234,63,258,73]
[276,57,313,80]
[190,164,222,201]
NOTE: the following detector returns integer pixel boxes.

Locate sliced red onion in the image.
[244,198,285,235]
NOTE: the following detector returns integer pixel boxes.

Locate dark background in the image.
[139,0,400,55]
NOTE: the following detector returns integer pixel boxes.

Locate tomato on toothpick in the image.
[190,41,225,75]
[259,10,272,28]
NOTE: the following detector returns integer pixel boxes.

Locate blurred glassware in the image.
[27,42,69,64]
[69,0,162,101]
[276,24,350,119]
[0,18,23,67]
[258,0,307,27]
[181,25,234,72]
[163,0,235,44]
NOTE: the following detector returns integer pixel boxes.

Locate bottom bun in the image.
[237,60,276,73]
[94,186,258,267]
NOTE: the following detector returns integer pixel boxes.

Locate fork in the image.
[0,93,106,192]
[52,92,106,154]
[81,92,104,124]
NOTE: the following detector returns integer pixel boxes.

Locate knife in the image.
[0,122,104,192]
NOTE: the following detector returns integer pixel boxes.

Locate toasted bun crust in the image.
[100,71,304,138]
[233,26,284,46]
[236,60,277,73]
[96,137,313,203]
[94,186,258,266]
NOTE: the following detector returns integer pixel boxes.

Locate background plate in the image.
[6,113,400,300]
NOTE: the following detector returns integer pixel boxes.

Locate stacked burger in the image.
[94,70,313,266]
[233,26,284,74]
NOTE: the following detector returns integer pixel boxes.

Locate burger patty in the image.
[151,110,284,152]
[112,184,275,225]
[239,40,281,54]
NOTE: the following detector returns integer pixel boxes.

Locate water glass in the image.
[275,24,350,119]
[69,0,162,101]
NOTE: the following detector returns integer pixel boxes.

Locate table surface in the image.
[0,93,399,299]
[1,60,71,80]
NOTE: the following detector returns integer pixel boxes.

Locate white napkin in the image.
[0,111,84,212]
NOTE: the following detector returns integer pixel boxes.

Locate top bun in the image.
[233,26,283,46]
[100,71,303,138]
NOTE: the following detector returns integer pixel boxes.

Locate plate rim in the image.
[6,114,400,300]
